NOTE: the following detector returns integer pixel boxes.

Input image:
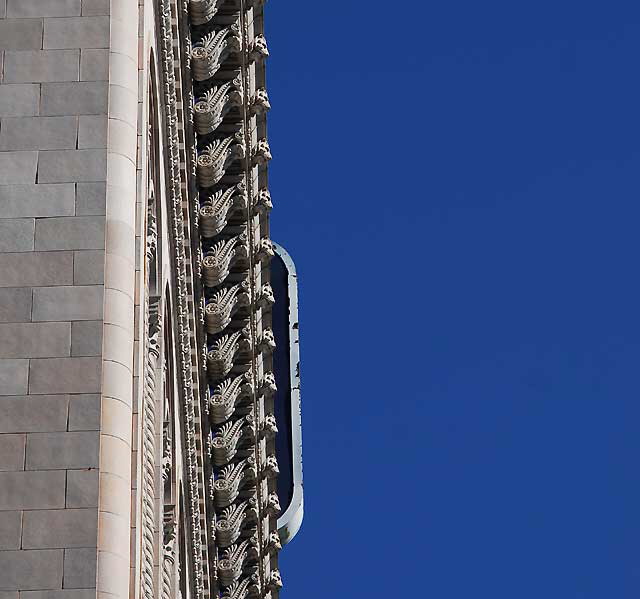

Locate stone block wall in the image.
[0,1,137,598]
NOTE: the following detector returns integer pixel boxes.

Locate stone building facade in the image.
[0,2,288,599]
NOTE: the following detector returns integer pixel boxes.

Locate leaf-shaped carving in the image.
[202,233,248,287]
[216,500,249,548]
[209,373,253,424]
[213,460,245,508]
[207,329,243,380]
[191,24,241,81]
[205,284,249,335]
[193,77,243,135]
[211,416,246,466]
[221,577,251,599]
[197,133,245,188]
[199,182,247,238]
[218,539,250,587]
[188,0,223,26]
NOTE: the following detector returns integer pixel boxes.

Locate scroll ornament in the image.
[211,416,249,466]
[221,577,252,599]
[209,373,253,424]
[216,500,251,548]
[202,233,248,287]
[218,540,250,587]
[205,284,250,335]
[191,24,242,81]
[188,0,223,26]
[213,458,254,508]
[199,183,247,238]
[197,133,245,187]
[194,77,243,135]
[207,329,245,379]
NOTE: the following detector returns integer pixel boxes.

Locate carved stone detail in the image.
[209,372,253,424]
[249,34,269,61]
[211,416,248,466]
[194,77,243,135]
[188,0,223,27]
[200,182,248,238]
[205,284,250,334]
[216,500,248,547]
[197,133,245,188]
[207,329,245,379]
[250,88,270,116]
[253,189,272,215]
[202,234,248,287]
[192,24,242,81]
[212,459,253,509]
[221,578,252,599]
[141,299,162,599]
[218,540,250,587]
[251,139,271,167]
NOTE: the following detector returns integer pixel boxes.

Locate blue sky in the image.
[266,2,640,597]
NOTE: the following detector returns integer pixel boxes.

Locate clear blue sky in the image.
[266,2,640,597]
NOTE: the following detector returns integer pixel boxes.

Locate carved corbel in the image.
[199,182,248,238]
[255,238,274,262]
[218,539,250,587]
[216,500,249,547]
[146,210,158,263]
[261,413,278,438]
[188,0,223,25]
[250,88,270,116]
[191,24,242,81]
[264,492,281,517]
[260,372,277,397]
[202,233,248,287]
[205,284,250,335]
[212,461,244,509]
[262,454,279,478]
[267,570,283,591]
[251,139,271,167]
[253,189,272,215]
[197,133,245,188]
[266,531,282,553]
[194,76,243,135]
[257,283,275,309]
[258,328,276,354]
[249,34,269,61]
[221,577,252,599]
[211,416,248,466]
[209,372,253,424]
[207,329,245,379]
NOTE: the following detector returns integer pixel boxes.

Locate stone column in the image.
[0,2,139,599]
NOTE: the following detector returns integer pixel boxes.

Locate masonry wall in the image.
[0,1,139,598]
